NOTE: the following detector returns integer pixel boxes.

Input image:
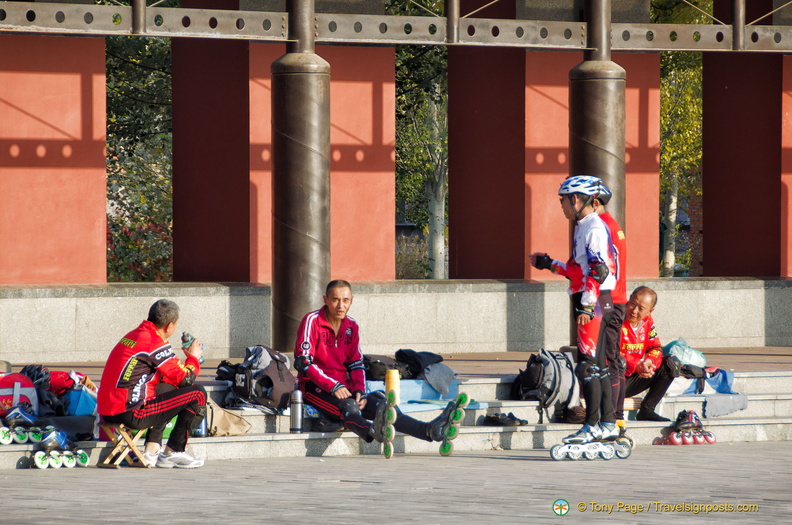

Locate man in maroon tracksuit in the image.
[294,280,454,447]
[98,299,207,468]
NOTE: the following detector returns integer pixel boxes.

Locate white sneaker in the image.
[141,450,160,467]
[156,451,204,469]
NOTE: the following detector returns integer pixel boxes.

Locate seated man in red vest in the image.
[615,286,680,422]
[98,299,207,468]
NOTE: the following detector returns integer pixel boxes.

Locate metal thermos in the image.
[191,417,208,437]
[290,389,304,433]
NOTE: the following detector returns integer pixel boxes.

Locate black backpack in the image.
[511,349,580,423]
[363,354,413,380]
[218,346,296,411]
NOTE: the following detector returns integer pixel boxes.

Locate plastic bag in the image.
[662,338,706,368]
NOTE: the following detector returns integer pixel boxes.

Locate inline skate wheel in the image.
[445,424,460,441]
[439,440,454,457]
[617,436,635,449]
[550,444,566,461]
[384,424,395,442]
[32,450,49,469]
[28,427,43,443]
[383,441,394,459]
[681,432,694,445]
[703,431,716,444]
[0,427,13,445]
[451,408,465,424]
[614,442,632,459]
[456,393,470,409]
[12,428,29,444]
[386,406,397,424]
[386,390,397,406]
[668,431,683,445]
[567,448,582,461]
[48,451,63,469]
[583,448,598,461]
[599,444,616,460]
[62,451,77,469]
[75,450,90,467]
[692,433,705,445]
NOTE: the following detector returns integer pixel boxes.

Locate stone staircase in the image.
[1,370,790,469]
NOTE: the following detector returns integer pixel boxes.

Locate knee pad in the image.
[338,397,362,420]
[575,360,601,382]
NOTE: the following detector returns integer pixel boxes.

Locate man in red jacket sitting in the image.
[98,299,207,468]
[615,286,679,422]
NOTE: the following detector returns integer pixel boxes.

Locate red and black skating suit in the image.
[548,211,625,427]
[621,315,663,377]
[99,320,206,452]
[615,315,673,420]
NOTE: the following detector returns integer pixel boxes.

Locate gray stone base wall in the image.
[0,278,789,364]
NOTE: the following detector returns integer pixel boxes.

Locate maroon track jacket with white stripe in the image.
[294,307,366,394]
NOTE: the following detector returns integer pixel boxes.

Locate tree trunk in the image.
[428,180,447,278]
[661,175,679,277]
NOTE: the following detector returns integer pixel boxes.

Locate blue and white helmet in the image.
[558,175,611,204]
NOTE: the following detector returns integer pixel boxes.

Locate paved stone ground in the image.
[1,440,789,524]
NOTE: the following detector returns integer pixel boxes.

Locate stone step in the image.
[230,390,792,436]
[2,415,788,469]
[456,370,792,402]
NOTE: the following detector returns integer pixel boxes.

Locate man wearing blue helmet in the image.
[530,175,624,444]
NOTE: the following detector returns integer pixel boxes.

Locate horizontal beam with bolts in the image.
[1,2,792,52]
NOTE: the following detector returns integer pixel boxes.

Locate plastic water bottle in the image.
[290,389,304,433]
[181,332,206,365]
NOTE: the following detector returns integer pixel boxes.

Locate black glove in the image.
[533,253,553,270]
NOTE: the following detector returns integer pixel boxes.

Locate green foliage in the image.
[106,34,174,281]
[395,233,432,279]
[388,0,448,230]
[653,0,711,198]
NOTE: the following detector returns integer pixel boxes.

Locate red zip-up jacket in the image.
[620,315,663,377]
[98,320,200,416]
[294,307,365,394]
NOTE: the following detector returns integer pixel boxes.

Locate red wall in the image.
[172,38,252,282]
[249,44,396,282]
[0,35,107,284]
[525,52,660,281]
[781,56,792,277]
[451,48,660,281]
[702,53,782,276]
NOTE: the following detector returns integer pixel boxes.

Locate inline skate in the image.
[616,419,636,449]
[550,423,632,461]
[666,410,716,445]
[372,390,398,459]
[0,405,45,444]
[32,429,89,469]
[433,392,470,457]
